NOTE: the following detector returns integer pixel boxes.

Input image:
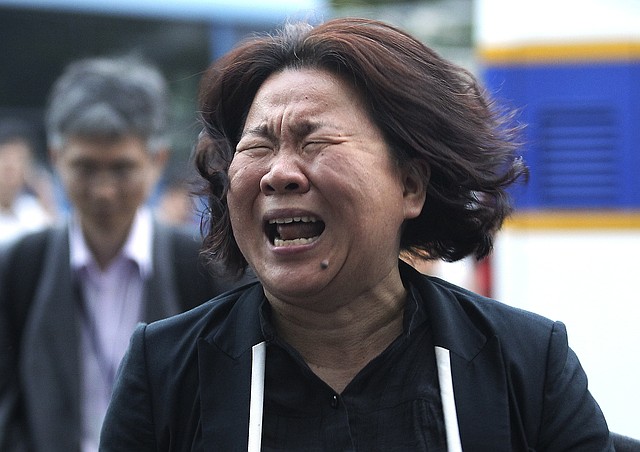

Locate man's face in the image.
[54,135,164,241]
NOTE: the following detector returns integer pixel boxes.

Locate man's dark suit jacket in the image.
[0,222,246,452]
[100,262,613,451]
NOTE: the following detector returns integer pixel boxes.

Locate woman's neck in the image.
[269,278,407,393]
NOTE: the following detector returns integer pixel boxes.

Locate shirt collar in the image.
[69,207,154,278]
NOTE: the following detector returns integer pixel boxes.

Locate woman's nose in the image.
[260,153,310,195]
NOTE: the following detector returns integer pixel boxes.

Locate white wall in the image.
[493,228,640,437]
[475,0,640,47]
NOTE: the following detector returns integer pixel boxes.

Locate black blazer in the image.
[100,262,612,451]
[0,222,245,452]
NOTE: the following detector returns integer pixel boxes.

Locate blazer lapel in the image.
[198,339,253,450]
[198,285,266,451]
[446,339,511,452]
[20,226,81,451]
[404,263,512,451]
[142,222,180,323]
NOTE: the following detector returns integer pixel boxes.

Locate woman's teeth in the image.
[268,216,319,224]
[268,216,324,246]
[273,236,320,247]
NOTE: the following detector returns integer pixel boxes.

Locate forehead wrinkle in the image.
[280,100,335,139]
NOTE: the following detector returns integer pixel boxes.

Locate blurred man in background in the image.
[0,56,245,452]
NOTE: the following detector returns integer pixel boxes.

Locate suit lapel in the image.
[142,222,180,323]
[198,339,253,450]
[198,285,266,451]
[447,339,511,452]
[404,263,512,451]
[21,227,81,451]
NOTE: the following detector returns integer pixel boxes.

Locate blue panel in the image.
[482,61,640,210]
[209,24,239,60]
[623,63,640,207]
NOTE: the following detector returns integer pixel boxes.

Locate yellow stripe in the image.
[505,211,640,230]
[478,42,640,65]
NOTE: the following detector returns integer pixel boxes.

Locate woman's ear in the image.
[402,160,429,220]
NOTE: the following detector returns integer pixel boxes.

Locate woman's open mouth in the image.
[266,216,325,247]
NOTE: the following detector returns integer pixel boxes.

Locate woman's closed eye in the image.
[236,144,272,157]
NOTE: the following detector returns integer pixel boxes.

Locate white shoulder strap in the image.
[435,346,463,451]
[248,341,267,452]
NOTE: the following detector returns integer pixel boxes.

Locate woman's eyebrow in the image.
[241,124,268,137]
[239,124,275,141]
[289,120,324,139]
[241,120,329,142]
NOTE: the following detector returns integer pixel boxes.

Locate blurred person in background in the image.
[0,56,247,452]
[0,119,55,246]
[101,19,612,451]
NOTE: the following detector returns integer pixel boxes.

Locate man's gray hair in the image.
[45,56,169,154]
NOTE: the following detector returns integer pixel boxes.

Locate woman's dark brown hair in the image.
[195,17,527,275]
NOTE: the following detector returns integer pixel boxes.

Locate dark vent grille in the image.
[537,106,619,207]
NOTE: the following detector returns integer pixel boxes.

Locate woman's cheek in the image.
[228,162,252,194]
[228,161,263,226]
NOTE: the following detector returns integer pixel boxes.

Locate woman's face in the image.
[228,68,425,308]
